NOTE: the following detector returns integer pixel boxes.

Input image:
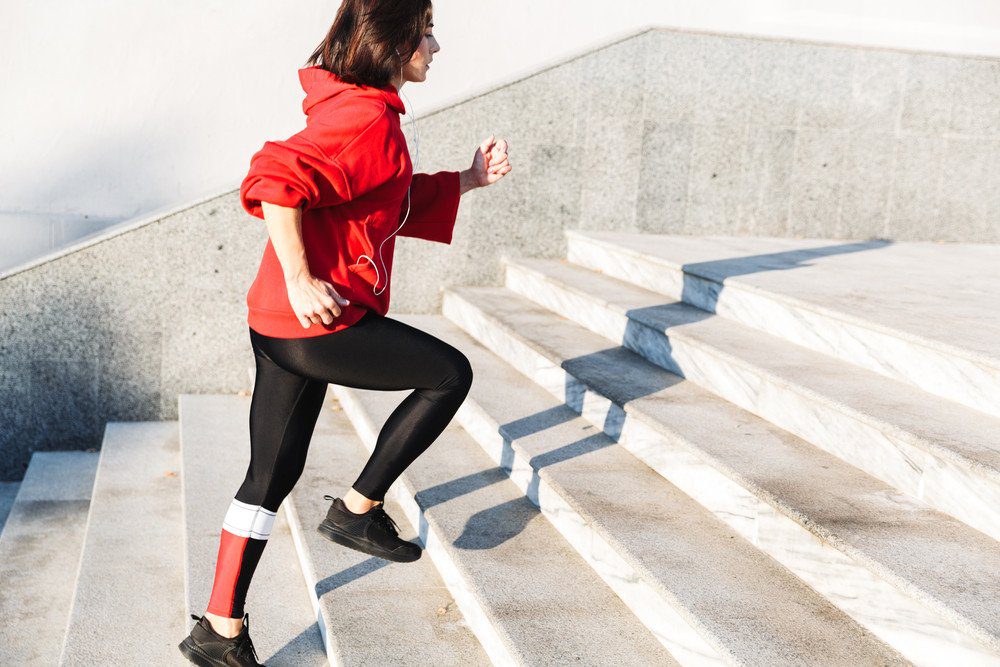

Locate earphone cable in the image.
[354,59,420,295]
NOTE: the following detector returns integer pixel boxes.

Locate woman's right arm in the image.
[261,201,351,329]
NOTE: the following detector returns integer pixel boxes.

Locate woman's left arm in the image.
[397,134,511,244]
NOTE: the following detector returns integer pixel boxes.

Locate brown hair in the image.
[306,0,434,89]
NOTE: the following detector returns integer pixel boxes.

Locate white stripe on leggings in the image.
[222,499,276,540]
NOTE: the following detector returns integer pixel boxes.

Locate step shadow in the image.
[437,239,895,546]
[679,239,892,313]
[314,556,390,597]
[391,240,895,554]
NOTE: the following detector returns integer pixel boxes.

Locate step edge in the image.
[563,231,1000,373]
[443,288,1000,655]
[330,385,521,666]
[503,259,1000,479]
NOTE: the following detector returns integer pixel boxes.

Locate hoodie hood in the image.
[297,66,406,117]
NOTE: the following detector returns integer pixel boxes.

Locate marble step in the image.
[395,313,906,666]
[500,256,1000,544]
[0,452,98,665]
[0,481,19,535]
[331,384,677,666]
[283,391,490,666]
[442,286,1000,664]
[565,230,1000,418]
[178,395,327,665]
[61,422,186,665]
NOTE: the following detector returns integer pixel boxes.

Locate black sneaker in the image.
[178,612,263,667]
[317,495,422,562]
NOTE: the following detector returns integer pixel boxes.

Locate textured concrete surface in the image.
[440,290,1000,663]
[286,392,490,666]
[61,422,186,665]
[4,27,1000,481]
[332,384,675,666]
[179,395,326,665]
[0,452,98,665]
[398,313,906,666]
[567,231,1000,416]
[501,257,1000,543]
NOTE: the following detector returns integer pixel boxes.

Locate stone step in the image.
[501,256,1000,543]
[178,395,327,665]
[565,231,1000,418]
[283,391,490,666]
[442,286,1000,664]
[61,422,186,665]
[331,384,678,666]
[0,481,19,535]
[0,452,98,665]
[395,313,906,666]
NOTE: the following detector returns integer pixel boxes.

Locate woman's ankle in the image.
[204,610,243,639]
[342,488,382,514]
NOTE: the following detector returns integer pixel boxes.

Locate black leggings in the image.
[206,308,473,618]
[244,308,473,504]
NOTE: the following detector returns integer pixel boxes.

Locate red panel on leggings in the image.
[206,530,248,617]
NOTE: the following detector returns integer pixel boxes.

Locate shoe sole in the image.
[317,519,421,562]
[178,637,226,667]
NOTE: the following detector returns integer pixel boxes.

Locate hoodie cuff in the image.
[240,177,308,220]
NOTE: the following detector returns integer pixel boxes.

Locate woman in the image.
[178,1,510,664]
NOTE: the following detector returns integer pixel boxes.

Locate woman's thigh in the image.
[249,309,472,392]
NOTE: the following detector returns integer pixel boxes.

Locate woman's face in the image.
[401,21,439,84]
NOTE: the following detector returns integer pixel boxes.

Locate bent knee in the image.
[438,349,474,391]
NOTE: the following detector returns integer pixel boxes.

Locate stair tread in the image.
[179,395,327,665]
[62,422,187,664]
[569,230,1000,367]
[287,392,491,666]
[446,284,1000,647]
[0,452,98,665]
[396,313,906,665]
[507,256,1000,475]
[336,384,676,665]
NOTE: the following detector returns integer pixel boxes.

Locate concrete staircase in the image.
[1,230,998,665]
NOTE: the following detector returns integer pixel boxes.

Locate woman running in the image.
[179,1,510,664]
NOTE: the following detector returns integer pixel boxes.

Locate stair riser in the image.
[566,232,1000,419]
[454,398,730,665]
[281,501,339,666]
[330,385,521,666]
[504,263,1000,543]
[442,291,1000,663]
[0,452,98,666]
[60,423,185,665]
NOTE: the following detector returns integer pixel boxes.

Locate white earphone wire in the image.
[354,55,420,295]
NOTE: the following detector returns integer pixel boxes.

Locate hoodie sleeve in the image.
[240,105,402,219]
[395,171,462,244]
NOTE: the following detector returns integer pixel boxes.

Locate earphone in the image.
[353,49,420,295]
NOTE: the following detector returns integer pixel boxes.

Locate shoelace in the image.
[233,613,260,664]
[370,506,401,537]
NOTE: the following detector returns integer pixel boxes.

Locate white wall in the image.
[2,0,997,269]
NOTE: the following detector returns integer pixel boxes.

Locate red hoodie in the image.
[239,66,461,338]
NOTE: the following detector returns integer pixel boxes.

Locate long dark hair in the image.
[306,0,433,89]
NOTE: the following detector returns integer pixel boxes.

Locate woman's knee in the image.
[437,348,474,392]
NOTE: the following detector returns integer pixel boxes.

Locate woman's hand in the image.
[463,133,511,192]
[285,272,352,328]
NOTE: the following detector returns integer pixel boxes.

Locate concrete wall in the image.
[5,0,1000,273]
[1,27,999,479]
